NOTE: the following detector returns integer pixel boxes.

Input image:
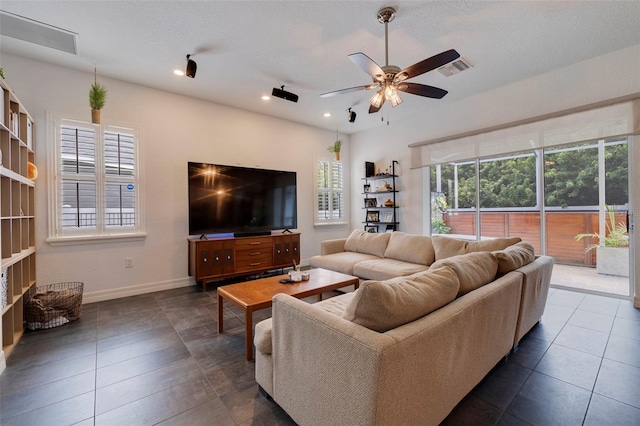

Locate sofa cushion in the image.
[313,292,356,317]
[430,251,499,297]
[432,235,521,260]
[493,241,536,274]
[344,229,391,258]
[353,259,429,281]
[343,267,460,332]
[383,232,435,266]
[309,252,380,276]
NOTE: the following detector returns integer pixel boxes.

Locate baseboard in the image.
[82,277,194,304]
[0,350,6,376]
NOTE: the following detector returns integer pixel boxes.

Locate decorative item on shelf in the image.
[382,211,394,222]
[27,161,38,180]
[377,181,392,192]
[89,67,107,124]
[384,199,394,207]
[363,183,371,193]
[366,211,379,222]
[364,225,378,233]
[364,161,375,177]
[364,198,377,208]
[328,131,342,161]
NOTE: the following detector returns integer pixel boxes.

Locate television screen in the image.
[188,162,297,236]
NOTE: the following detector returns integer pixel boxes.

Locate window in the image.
[48,115,145,244]
[315,158,346,225]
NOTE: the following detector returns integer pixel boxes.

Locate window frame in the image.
[314,156,347,227]
[47,113,146,245]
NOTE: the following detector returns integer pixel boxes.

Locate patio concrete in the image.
[551,263,631,297]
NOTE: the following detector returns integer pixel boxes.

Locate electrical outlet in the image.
[125,257,133,268]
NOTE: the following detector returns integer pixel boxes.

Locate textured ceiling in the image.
[1,1,639,134]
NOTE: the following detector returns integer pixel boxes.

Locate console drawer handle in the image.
[250,262,261,266]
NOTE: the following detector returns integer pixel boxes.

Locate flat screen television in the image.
[188,162,297,237]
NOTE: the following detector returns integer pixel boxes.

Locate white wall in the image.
[1,53,352,302]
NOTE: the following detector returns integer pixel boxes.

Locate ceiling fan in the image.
[320,7,460,114]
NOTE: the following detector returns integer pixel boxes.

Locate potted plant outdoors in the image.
[328,140,342,161]
[89,81,107,124]
[575,205,629,277]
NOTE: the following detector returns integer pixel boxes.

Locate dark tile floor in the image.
[1,285,639,425]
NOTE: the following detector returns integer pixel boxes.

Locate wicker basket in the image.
[24,282,84,330]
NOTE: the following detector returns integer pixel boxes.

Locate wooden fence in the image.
[442,211,627,266]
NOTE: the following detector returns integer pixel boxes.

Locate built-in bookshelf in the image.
[0,77,36,360]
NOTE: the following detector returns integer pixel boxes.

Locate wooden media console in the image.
[188,233,300,290]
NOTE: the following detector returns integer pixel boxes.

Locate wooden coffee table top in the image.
[217,268,359,311]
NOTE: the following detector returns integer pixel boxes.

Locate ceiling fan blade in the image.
[348,52,386,82]
[320,84,377,98]
[397,82,448,99]
[394,49,460,82]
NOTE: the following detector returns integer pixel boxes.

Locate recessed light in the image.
[323,113,331,118]
[174,69,185,76]
[261,95,270,101]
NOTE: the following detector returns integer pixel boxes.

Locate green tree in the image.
[544,145,599,207]
[430,139,628,211]
[480,156,536,208]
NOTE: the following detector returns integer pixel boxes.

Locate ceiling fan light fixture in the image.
[390,92,403,107]
[384,84,396,98]
[320,6,457,113]
[369,91,384,108]
[185,54,197,78]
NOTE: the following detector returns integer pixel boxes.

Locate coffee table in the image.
[217,268,359,361]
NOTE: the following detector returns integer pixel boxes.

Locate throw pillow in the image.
[430,251,499,297]
[343,267,460,333]
[383,232,435,266]
[344,229,391,258]
[493,241,536,274]
[432,235,521,260]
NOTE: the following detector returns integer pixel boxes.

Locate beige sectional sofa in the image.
[255,231,554,426]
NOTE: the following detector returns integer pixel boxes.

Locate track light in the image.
[347,108,356,123]
[271,85,299,103]
[185,54,197,78]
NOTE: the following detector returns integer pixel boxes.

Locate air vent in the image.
[438,57,473,77]
[0,10,77,55]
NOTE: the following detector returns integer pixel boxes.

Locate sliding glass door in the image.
[429,136,632,297]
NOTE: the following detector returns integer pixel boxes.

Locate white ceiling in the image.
[1,1,639,135]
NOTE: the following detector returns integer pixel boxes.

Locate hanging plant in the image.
[89,68,107,124]
[327,130,342,161]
